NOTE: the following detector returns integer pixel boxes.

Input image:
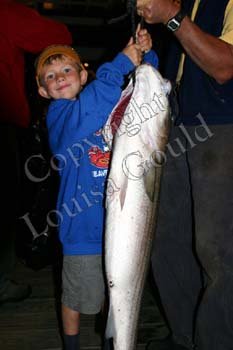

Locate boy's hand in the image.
[136,26,152,53]
[122,37,143,66]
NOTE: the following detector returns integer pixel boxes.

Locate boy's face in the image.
[38,56,87,100]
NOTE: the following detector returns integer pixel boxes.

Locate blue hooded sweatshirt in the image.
[46,51,158,255]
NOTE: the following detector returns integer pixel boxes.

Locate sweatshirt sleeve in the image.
[47,53,135,153]
[143,50,159,68]
[77,53,135,129]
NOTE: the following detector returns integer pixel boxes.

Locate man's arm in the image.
[137,0,233,84]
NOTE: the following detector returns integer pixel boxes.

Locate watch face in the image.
[167,18,180,31]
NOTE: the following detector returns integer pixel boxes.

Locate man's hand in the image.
[137,0,233,84]
[137,0,180,24]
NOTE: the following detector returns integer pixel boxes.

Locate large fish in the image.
[103,63,171,350]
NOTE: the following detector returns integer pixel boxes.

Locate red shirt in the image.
[0,1,72,127]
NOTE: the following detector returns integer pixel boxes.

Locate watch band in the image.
[166,9,187,32]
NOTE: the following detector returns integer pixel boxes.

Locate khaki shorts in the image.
[61,255,105,314]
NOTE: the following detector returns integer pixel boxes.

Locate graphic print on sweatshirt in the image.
[88,129,110,178]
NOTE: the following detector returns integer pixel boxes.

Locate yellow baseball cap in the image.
[35,45,85,86]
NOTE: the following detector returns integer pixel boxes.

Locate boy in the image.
[35,29,158,350]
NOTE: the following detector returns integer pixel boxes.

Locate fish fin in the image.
[105,302,116,340]
[144,166,159,202]
[119,177,128,210]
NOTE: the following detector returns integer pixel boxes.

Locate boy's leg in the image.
[62,303,80,350]
[61,255,105,349]
[62,303,80,334]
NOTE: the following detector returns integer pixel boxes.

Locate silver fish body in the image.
[103,64,171,350]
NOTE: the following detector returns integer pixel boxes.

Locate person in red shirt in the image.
[0,0,72,305]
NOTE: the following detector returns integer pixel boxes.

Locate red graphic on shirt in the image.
[88,146,110,169]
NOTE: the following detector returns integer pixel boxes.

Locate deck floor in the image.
[0,260,169,350]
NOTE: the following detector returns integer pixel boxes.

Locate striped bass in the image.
[103,63,171,350]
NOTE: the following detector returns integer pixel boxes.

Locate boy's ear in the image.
[38,86,51,99]
[80,69,88,86]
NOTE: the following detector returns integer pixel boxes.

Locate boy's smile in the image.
[57,83,71,91]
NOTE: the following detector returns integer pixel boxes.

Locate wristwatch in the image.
[166,9,187,32]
